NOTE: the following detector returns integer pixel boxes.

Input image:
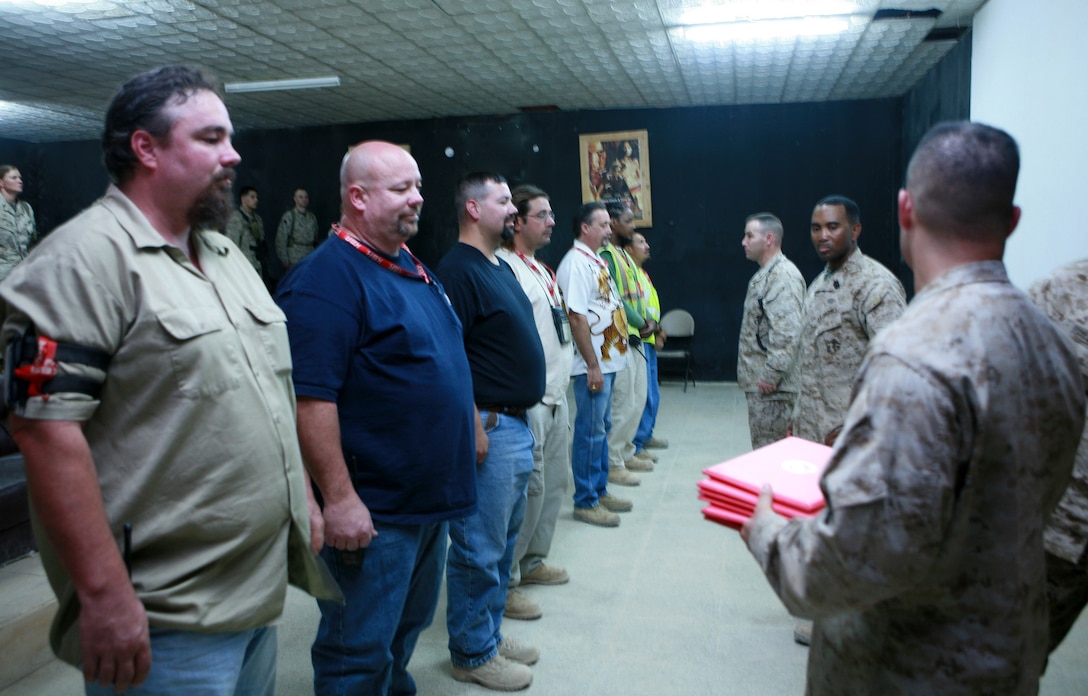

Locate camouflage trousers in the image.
[1046,549,1088,653]
[745,392,794,450]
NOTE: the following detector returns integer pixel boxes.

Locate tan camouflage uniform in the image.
[223,208,264,273]
[275,208,319,267]
[1029,258,1088,651]
[748,261,1086,695]
[0,199,35,282]
[737,252,806,449]
[793,249,906,444]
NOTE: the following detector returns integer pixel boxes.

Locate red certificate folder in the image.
[699,437,833,530]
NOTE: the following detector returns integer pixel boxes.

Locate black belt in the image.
[477,404,528,419]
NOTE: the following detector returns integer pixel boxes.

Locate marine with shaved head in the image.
[276,141,477,695]
[743,122,1086,694]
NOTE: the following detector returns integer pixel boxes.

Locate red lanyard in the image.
[514,250,562,308]
[575,245,608,271]
[334,225,432,284]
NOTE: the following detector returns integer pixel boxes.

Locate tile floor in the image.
[3,382,1087,695]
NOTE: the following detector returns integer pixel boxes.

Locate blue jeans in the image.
[85,626,276,696]
[446,411,534,668]
[312,520,447,696]
[571,372,615,509]
[634,343,659,452]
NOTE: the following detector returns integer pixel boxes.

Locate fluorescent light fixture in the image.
[679,1,862,24]
[678,16,855,43]
[224,76,341,94]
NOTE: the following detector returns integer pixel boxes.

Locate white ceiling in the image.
[0,0,986,143]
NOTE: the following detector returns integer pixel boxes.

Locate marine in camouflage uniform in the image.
[737,213,806,449]
[793,248,906,444]
[746,122,1086,695]
[275,188,319,268]
[1029,258,1088,653]
[223,187,264,274]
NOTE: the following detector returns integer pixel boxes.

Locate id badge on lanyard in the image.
[552,306,572,345]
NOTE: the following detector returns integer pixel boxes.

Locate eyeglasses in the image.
[524,210,556,221]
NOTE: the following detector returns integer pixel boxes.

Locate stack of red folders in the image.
[698,437,833,530]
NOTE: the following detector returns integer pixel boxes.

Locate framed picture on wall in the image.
[579,129,652,227]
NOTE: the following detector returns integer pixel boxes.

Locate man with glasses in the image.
[496,185,574,624]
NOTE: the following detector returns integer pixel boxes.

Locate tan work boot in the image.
[608,467,641,486]
[520,564,569,586]
[451,654,532,691]
[598,492,633,512]
[503,589,542,620]
[625,456,653,472]
[573,504,620,527]
[498,636,540,665]
[646,436,669,449]
[635,449,659,462]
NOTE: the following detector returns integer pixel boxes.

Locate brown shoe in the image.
[573,504,620,527]
[598,492,633,512]
[504,589,542,620]
[625,456,654,472]
[520,564,569,586]
[646,436,669,449]
[608,467,641,486]
[635,449,659,463]
[451,654,532,691]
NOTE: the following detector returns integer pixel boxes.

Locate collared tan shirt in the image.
[737,252,806,397]
[1030,258,1088,564]
[1,185,338,666]
[793,249,906,443]
[749,262,1085,695]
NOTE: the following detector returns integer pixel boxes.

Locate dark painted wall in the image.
[16,29,980,382]
[902,31,973,181]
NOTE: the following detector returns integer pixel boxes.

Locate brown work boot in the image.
[451,654,532,691]
[573,504,620,527]
[646,436,669,449]
[520,564,569,586]
[608,467,641,486]
[625,456,654,472]
[598,492,633,512]
[635,449,659,462]
[503,589,542,620]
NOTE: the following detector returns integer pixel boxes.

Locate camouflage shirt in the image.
[748,261,1086,695]
[737,252,806,398]
[0,199,35,281]
[793,249,906,443]
[224,208,264,273]
[1030,258,1088,564]
[275,208,319,267]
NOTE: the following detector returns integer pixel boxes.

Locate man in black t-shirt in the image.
[436,172,546,692]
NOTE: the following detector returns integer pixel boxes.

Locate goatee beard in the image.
[188,174,235,232]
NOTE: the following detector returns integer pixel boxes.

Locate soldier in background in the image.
[224,185,264,274]
[744,121,1085,694]
[1029,259,1088,656]
[737,213,805,449]
[791,195,906,447]
[276,187,319,271]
